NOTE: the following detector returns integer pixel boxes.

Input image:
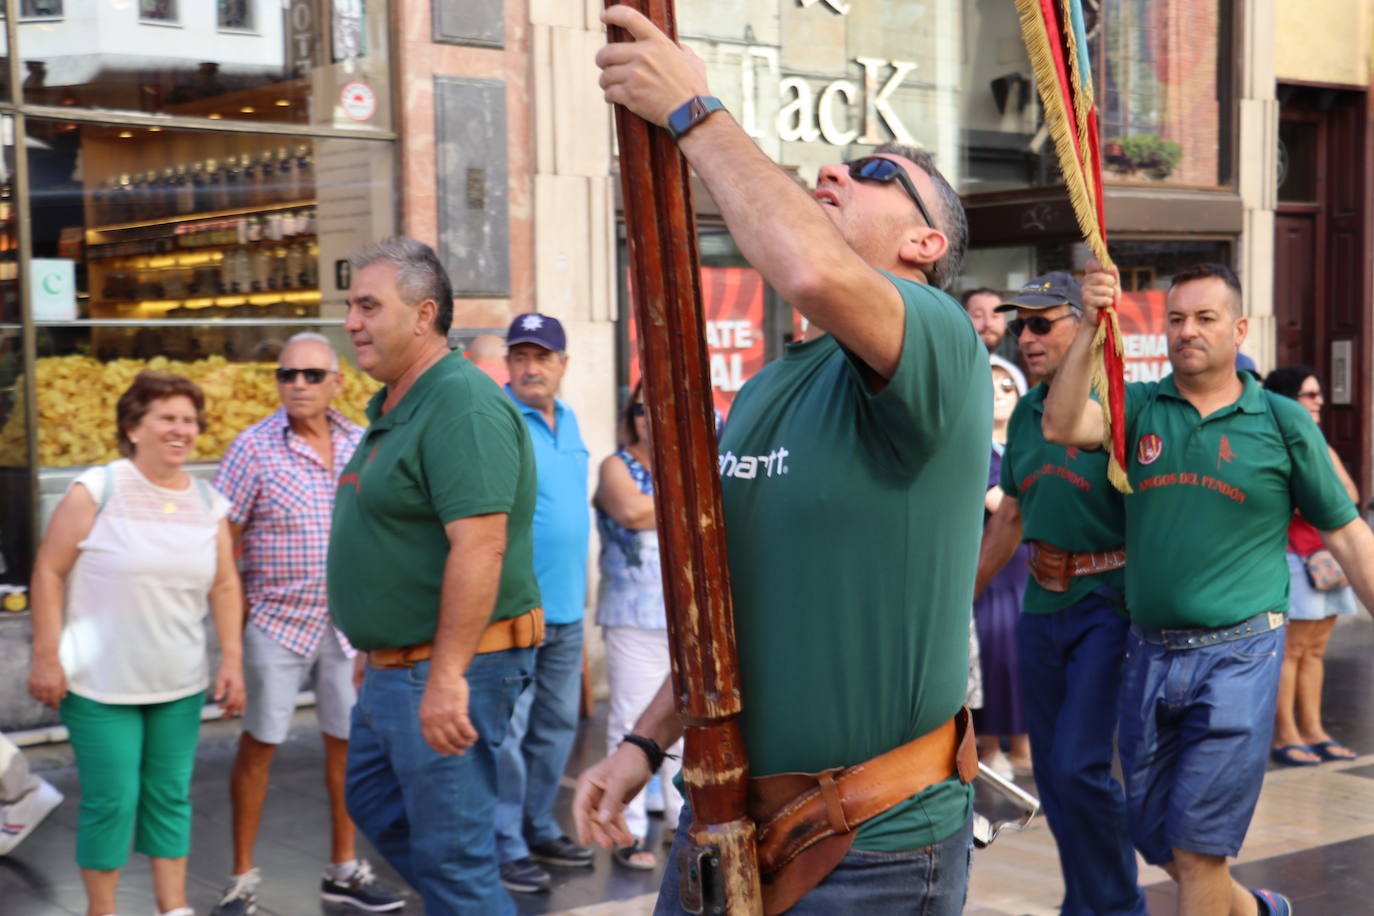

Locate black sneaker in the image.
[320,859,405,912]
[210,868,260,916]
[528,835,595,868]
[499,857,552,894]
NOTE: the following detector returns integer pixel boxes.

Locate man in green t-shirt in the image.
[575,9,987,913]
[976,271,1145,916]
[326,237,542,915]
[1044,262,1374,916]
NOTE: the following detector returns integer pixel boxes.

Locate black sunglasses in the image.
[630,403,646,418]
[844,157,938,232]
[1008,313,1077,338]
[275,367,331,384]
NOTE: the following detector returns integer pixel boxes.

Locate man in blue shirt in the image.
[495,313,594,893]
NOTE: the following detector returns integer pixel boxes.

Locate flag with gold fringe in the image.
[1016,0,1131,493]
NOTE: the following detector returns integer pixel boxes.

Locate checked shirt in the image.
[215,407,362,657]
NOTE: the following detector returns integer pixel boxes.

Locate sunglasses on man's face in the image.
[275,367,332,385]
[843,157,938,232]
[1008,312,1077,338]
[630,403,646,418]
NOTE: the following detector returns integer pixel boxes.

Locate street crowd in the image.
[2,6,1371,916]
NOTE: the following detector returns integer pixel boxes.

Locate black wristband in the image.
[621,733,675,772]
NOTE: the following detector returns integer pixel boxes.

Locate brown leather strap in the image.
[1028,541,1125,593]
[368,608,545,669]
[747,707,977,915]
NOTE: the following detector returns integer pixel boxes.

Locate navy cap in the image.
[995,271,1083,312]
[505,313,566,351]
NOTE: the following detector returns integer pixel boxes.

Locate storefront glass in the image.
[677,0,976,190]
[17,0,390,131]
[16,119,394,471]
[1099,0,1230,187]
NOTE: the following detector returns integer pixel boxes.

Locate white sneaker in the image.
[983,751,1015,780]
[0,779,64,855]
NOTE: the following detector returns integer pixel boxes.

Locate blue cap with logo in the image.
[505,312,566,351]
[995,271,1083,312]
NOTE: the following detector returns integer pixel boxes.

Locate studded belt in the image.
[1131,610,1285,651]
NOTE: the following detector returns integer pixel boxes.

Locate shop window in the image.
[218,0,254,32]
[12,120,396,477]
[18,0,392,132]
[140,0,179,24]
[20,0,63,19]
[1100,0,1230,187]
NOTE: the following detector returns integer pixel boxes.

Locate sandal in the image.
[613,840,657,871]
[1309,740,1358,761]
[1270,744,1319,766]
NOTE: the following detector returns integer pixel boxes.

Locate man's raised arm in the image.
[1042,261,1116,448]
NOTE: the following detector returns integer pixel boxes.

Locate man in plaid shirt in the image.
[209,332,402,915]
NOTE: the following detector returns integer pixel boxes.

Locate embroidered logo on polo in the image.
[1137,433,1163,466]
[1065,446,1080,462]
[1217,434,1235,471]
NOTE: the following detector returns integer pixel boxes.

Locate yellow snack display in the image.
[0,355,382,467]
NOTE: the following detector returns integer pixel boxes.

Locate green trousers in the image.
[61,690,204,870]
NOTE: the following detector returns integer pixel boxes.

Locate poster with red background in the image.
[1115,290,1172,383]
[626,266,767,417]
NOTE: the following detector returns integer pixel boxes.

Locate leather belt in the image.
[368,608,545,669]
[747,707,978,915]
[1028,541,1126,593]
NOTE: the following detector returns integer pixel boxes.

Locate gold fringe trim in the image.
[1015,0,1110,267]
[1090,309,1133,493]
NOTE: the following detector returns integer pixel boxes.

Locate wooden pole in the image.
[604,2,762,912]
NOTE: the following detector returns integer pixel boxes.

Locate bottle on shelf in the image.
[252,247,272,291]
[173,165,194,215]
[224,155,244,210]
[275,147,295,202]
[206,158,228,211]
[294,145,314,199]
[191,161,210,212]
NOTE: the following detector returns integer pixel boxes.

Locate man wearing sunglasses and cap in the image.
[975,273,1146,916]
[211,332,404,914]
[578,7,989,913]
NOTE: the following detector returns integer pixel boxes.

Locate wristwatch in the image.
[666,95,725,141]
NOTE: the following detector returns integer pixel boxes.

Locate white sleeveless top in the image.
[59,460,231,704]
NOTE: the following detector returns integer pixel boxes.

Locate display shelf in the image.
[89,289,323,310]
[88,235,318,262]
[86,199,316,237]
[34,317,345,327]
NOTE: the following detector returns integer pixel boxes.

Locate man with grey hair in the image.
[211,332,402,914]
[576,10,988,913]
[328,237,543,914]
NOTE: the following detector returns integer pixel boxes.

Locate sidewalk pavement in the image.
[6,616,1374,914]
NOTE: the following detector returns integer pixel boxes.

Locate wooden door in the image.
[1274,86,1370,495]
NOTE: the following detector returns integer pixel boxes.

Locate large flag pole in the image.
[1017,0,1132,492]
[603,1,764,912]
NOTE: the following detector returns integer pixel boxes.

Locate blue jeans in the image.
[495,621,584,862]
[1118,625,1283,865]
[345,649,534,915]
[1019,594,1146,916]
[654,806,971,915]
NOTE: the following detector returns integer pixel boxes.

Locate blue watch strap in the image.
[666,95,725,141]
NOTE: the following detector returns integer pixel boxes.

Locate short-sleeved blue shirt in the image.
[506,389,590,625]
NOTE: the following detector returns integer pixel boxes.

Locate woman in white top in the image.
[28,371,245,916]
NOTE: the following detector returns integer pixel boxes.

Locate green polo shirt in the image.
[720,275,989,851]
[1122,372,1356,629]
[328,351,540,650]
[1000,386,1126,615]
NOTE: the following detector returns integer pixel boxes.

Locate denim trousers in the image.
[1118,624,1283,865]
[654,805,972,915]
[1018,594,1146,916]
[345,649,534,915]
[495,621,584,863]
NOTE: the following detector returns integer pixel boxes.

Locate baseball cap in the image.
[505,312,566,351]
[995,271,1083,312]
